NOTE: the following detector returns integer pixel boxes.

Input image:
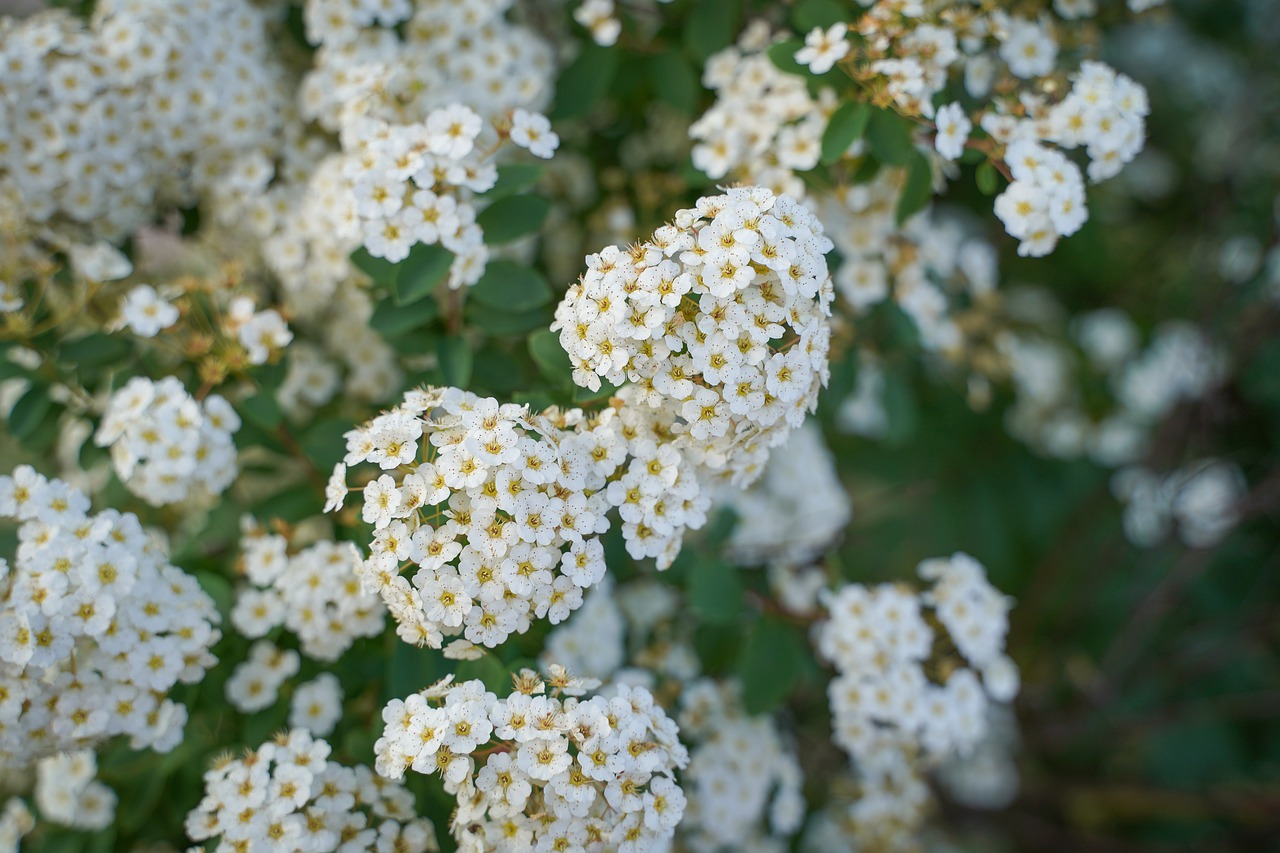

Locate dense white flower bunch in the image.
[299,0,554,128]
[991,62,1149,256]
[720,421,851,572]
[677,679,805,851]
[249,0,557,319]
[94,376,239,506]
[375,672,689,852]
[231,529,384,662]
[0,467,220,770]
[1112,459,1246,549]
[690,22,829,196]
[816,553,1018,770]
[225,640,300,715]
[1002,312,1227,466]
[812,553,1018,851]
[34,751,116,832]
[0,0,289,244]
[553,186,835,485]
[186,728,438,852]
[332,386,627,648]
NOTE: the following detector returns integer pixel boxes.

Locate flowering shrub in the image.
[0,0,1277,850]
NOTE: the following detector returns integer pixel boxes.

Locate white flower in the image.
[510,110,559,159]
[795,24,850,75]
[120,285,179,337]
[934,102,972,161]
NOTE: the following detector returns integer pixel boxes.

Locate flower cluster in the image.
[992,63,1149,256]
[690,22,828,196]
[186,729,438,852]
[1002,311,1227,466]
[1113,459,1246,549]
[720,421,852,574]
[552,186,834,486]
[290,673,345,738]
[94,376,239,506]
[230,528,384,662]
[224,640,300,715]
[34,751,116,832]
[813,553,1018,849]
[332,387,619,648]
[0,799,33,850]
[375,672,688,852]
[0,0,289,245]
[677,679,805,851]
[0,467,221,770]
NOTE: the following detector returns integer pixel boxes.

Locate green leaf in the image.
[456,654,510,694]
[821,100,871,165]
[867,108,916,167]
[259,483,319,524]
[688,558,743,625]
[437,336,473,388]
[477,195,551,245]
[895,151,933,224]
[239,391,282,430]
[767,39,808,77]
[551,44,620,120]
[651,47,700,113]
[470,261,554,313]
[976,160,1000,196]
[792,0,847,32]
[527,329,574,389]
[8,384,51,440]
[480,164,545,201]
[385,638,445,702]
[300,418,351,471]
[370,293,440,338]
[395,242,454,305]
[59,333,131,367]
[684,0,741,62]
[465,303,552,337]
[350,246,399,287]
[736,615,804,715]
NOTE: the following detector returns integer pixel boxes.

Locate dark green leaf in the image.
[527,329,573,389]
[8,384,51,440]
[651,47,700,113]
[792,0,847,32]
[239,391,282,430]
[350,246,399,287]
[867,108,916,167]
[480,164,545,200]
[895,151,933,224]
[371,294,440,337]
[551,44,620,120]
[395,242,454,305]
[470,261,554,312]
[684,0,741,62]
[300,418,351,471]
[258,483,319,524]
[688,558,743,625]
[767,39,807,76]
[465,303,552,337]
[456,654,510,694]
[976,160,1000,195]
[437,336,473,388]
[477,195,551,244]
[737,615,805,715]
[59,333,131,367]
[821,100,871,164]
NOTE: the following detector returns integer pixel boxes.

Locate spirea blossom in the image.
[375,672,688,852]
[230,528,384,662]
[552,186,834,489]
[0,468,220,770]
[186,729,438,852]
[94,376,239,506]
